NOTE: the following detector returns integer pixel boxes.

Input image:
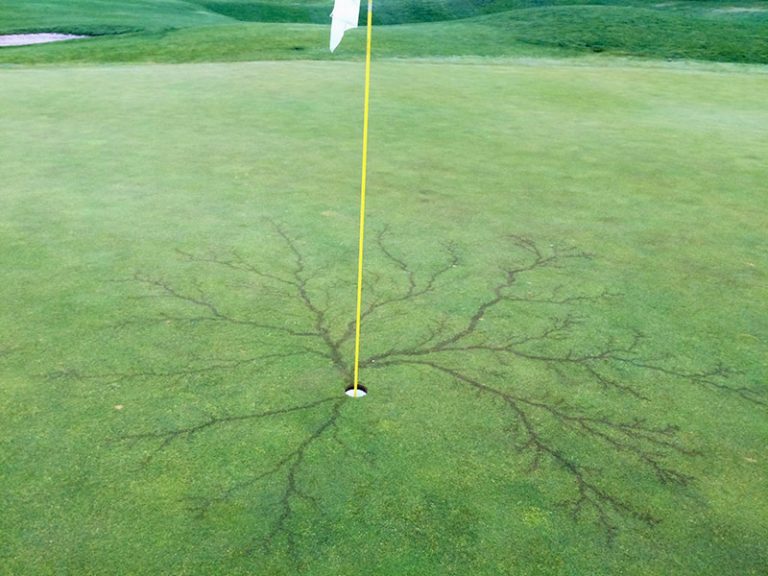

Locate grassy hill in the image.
[1,0,612,31]
[0,0,231,35]
[1,0,767,64]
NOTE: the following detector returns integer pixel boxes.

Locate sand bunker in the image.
[0,33,90,47]
[712,6,767,13]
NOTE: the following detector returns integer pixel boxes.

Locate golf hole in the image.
[345,384,367,398]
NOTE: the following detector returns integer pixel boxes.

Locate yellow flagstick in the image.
[352,0,374,398]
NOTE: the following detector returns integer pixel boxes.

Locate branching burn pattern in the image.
[55,221,765,552]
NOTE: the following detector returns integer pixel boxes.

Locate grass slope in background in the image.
[1,0,767,63]
[190,0,575,24]
[484,4,768,63]
[0,0,608,30]
[0,0,233,35]
[1,60,766,575]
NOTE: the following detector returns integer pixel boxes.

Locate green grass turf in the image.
[1,58,766,575]
[1,0,767,64]
[0,0,232,35]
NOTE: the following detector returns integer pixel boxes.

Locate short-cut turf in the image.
[1,59,766,575]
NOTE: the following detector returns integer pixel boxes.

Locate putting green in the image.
[1,59,766,575]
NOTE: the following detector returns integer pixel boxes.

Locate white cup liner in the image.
[344,384,368,398]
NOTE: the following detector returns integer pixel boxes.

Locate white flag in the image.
[330,0,361,52]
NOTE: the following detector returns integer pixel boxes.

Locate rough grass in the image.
[1,59,766,575]
[0,0,232,35]
[481,4,768,63]
[1,0,767,63]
